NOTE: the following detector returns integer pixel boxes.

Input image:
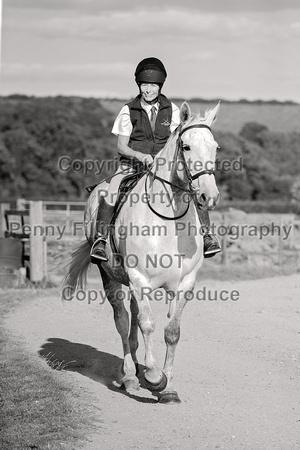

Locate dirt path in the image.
[3,273,300,449]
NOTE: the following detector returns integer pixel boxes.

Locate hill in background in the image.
[1,95,300,212]
[101,98,300,134]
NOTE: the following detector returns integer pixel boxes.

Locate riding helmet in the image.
[135,57,167,85]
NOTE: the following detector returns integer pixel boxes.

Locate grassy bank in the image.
[0,292,99,450]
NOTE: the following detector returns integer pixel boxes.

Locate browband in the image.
[179,124,211,137]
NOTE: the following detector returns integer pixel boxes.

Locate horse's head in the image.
[176,101,220,210]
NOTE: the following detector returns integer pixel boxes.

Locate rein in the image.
[144,123,215,220]
[144,172,191,220]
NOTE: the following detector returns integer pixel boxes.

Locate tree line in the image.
[0,95,299,212]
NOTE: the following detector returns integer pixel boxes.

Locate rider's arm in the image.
[117,135,153,165]
[112,106,153,165]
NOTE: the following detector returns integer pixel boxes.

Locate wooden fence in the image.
[1,200,300,284]
[218,212,300,267]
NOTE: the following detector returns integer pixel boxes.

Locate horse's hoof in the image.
[144,371,168,392]
[158,391,181,404]
[122,376,140,392]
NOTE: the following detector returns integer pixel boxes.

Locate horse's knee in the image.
[138,314,155,336]
[164,322,180,346]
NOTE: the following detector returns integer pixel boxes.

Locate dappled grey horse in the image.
[63,102,220,403]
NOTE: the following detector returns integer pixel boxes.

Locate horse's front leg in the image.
[129,294,139,374]
[160,289,189,404]
[99,268,139,391]
[131,284,168,393]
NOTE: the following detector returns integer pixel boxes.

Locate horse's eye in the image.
[182,144,190,151]
[217,145,221,151]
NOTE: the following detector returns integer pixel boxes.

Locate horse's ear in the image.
[205,101,220,127]
[180,102,192,123]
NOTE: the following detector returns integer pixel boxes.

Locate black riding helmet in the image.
[135,57,167,85]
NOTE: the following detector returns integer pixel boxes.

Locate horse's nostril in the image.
[200,194,206,203]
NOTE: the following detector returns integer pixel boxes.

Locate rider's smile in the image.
[140,83,160,104]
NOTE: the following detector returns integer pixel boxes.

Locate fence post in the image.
[17,198,27,210]
[29,200,46,283]
[0,203,10,236]
[220,213,228,265]
[278,217,283,267]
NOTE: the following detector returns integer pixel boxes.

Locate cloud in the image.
[2,0,300,101]
[6,0,105,12]
[2,62,134,79]
[6,0,300,13]
[291,22,300,35]
[8,9,269,43]
[4,1,297,51]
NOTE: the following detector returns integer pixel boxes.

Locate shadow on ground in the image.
[38,338,157,403]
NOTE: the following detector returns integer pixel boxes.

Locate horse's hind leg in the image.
[99,267,139,391]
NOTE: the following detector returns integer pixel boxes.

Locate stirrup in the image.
[203,232,222,259]
[90,236,108,263]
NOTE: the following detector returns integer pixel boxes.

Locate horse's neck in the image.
[148,133,190,213]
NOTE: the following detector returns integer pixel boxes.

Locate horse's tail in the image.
[62,240,91,299]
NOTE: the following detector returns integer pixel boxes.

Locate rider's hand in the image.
[138,153,153,167]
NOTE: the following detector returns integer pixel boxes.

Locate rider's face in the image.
[140,83,160,104]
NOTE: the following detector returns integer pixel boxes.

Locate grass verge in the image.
[0,291,100,450]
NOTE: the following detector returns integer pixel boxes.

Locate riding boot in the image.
[90,197,115,264]
[197,209,222,258]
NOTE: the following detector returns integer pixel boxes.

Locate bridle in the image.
[145,123,216,220]
[178,124,215,181]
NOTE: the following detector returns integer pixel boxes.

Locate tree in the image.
[291,177,300,203]
[239,122,269,146]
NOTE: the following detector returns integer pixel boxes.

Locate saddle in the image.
[86,162,148,258]
[111,168,146,223]
[86,161,147,221]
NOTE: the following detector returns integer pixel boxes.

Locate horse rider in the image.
[90,57,221,263]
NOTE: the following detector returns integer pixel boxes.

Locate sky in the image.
[1,0,300,102]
